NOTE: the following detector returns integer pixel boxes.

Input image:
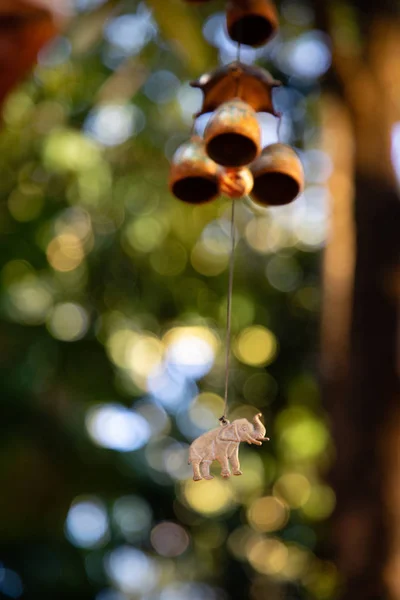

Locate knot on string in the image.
[219,416,230,427]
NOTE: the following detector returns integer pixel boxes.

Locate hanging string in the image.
[235,42,242,97]
[277,113,283,142]
[220,40,239,425]
[219,199,236,425]
[236,41,241,62]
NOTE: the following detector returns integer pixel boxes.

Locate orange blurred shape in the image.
[0,0,64,107]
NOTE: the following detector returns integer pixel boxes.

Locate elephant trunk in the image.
[245,434,262,446]
[253,413,267,440]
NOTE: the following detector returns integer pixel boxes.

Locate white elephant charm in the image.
[188,413,269,481]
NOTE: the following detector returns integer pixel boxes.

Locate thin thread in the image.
[235,43,242,97]
[277,113,283,142]
[190,118,196,137]
[220,200,236,424]
[236,41,241,62]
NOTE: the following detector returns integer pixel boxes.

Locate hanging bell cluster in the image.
[170,0,305,206]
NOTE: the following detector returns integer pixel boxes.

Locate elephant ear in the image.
[217,422,239,442]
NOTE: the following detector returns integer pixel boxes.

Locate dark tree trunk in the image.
[329,174,400,599]
[313,1,400,594]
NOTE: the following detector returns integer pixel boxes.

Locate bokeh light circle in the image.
[47,302,89,341]
[234,325,278,366]
[150,522,190,557]
[247,538,289,576]
[86,404,151,452]
[105,546,158,594]
[85,104,145,146]
[183,478,235,516]
[247,496,289,533]
[164,326,219,379]
[113,495,153,541]
[65,497,109,549]
[274,473,311,508]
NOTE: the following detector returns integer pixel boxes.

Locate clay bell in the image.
[226,0,279,47]
[250,143,304,206]
[169,137,219,204]
[191,62,281,117]
[204,99,261,168]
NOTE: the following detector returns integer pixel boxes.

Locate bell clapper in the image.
[218,167,254,199]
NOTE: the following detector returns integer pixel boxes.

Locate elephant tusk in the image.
[259,437,270,441]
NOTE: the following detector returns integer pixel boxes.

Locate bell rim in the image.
[169,174,220,204]
[250,171,303,206]
[228,15,278,47]
[206,133,261,168]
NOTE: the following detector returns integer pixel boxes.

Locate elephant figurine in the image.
[188,413,269,481]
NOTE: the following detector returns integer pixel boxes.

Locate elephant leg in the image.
[217,454,231,478]
[200,460,214,480]
[229,445,242,476]
[191,459,202,481]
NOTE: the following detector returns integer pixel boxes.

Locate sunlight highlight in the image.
[86,404,151,452]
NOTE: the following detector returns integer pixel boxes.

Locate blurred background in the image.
[0,1,400,599]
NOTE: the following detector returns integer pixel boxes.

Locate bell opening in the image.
[207,133,259,167]
[229,15,275,47]
[172,176,219,204]
[252,173,300,206]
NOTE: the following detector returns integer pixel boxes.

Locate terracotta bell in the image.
[204,99,261,168]
[226,0,279,47]
[191,62,281,117]
[169,137,219,204]
[250,143,304,206]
